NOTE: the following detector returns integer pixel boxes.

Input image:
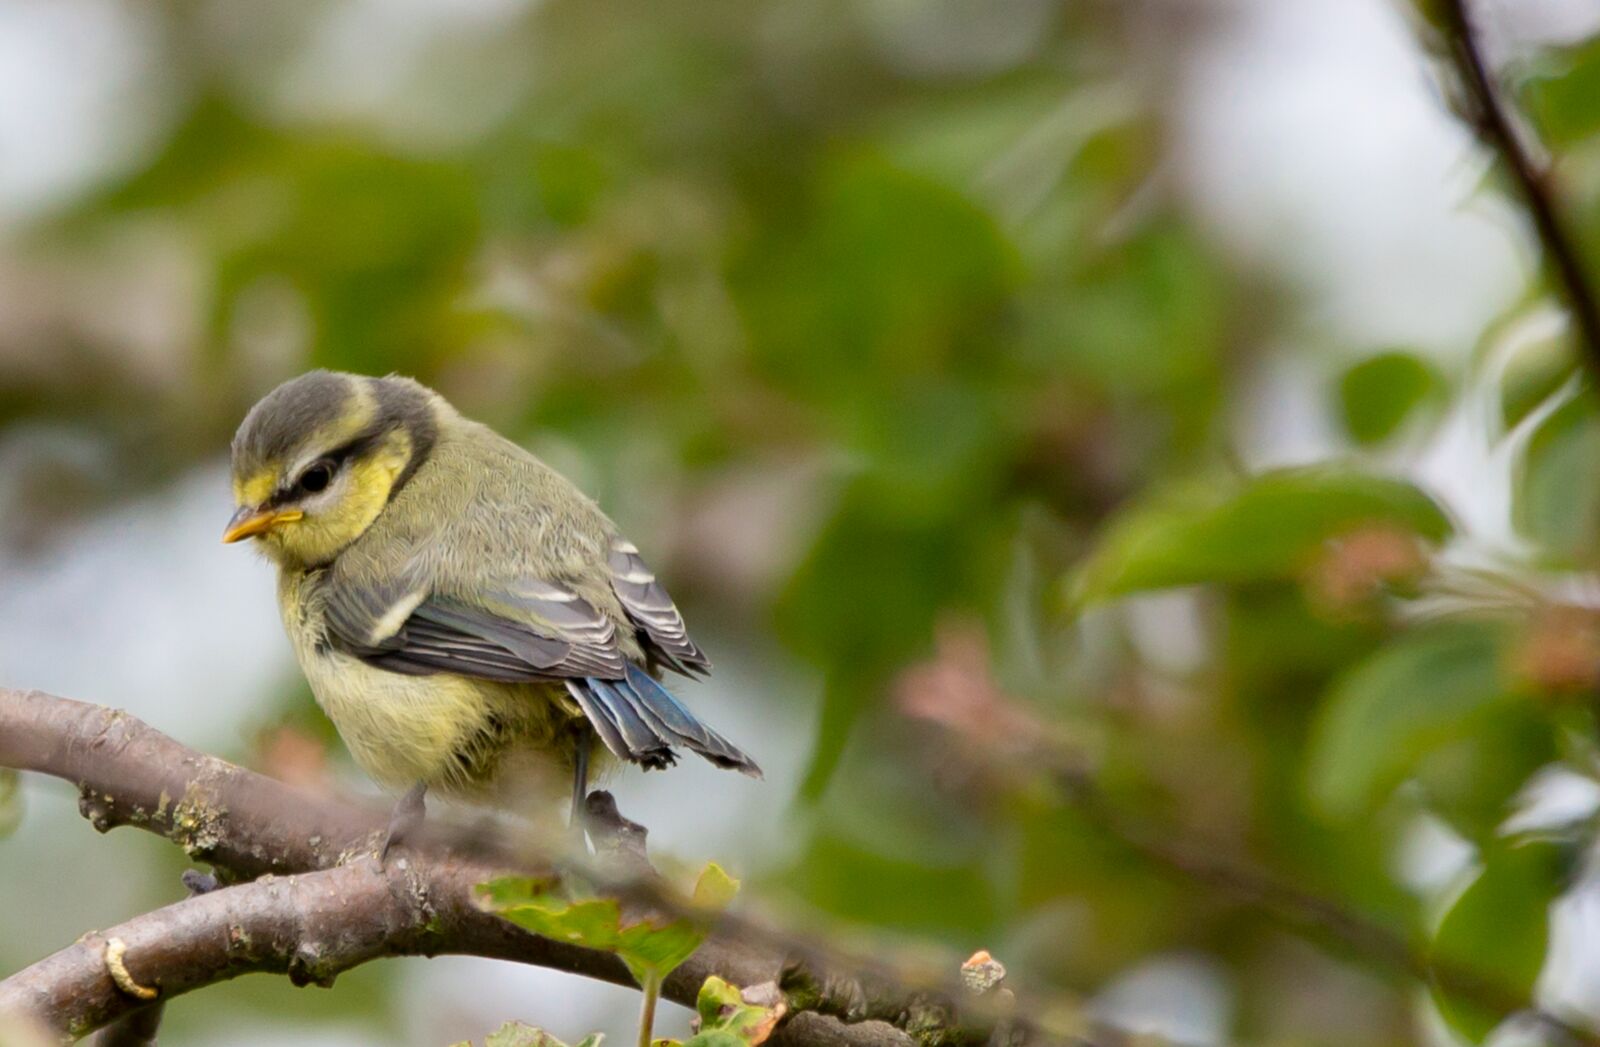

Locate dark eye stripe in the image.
[269,431,379,505]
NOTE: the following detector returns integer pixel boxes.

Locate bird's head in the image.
[225,370,439,568]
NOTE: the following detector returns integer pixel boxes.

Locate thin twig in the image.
[576,791,1091,1045]
[1417,22,1600,1038]
[1436,0,1600,374]
[638,972,661,1047]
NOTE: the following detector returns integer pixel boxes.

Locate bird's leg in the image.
[381,782,427,863]
[569,734,589,848]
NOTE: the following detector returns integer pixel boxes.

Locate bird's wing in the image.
[606,536,711,676]
[320,567,628,682]
[318,567,759,775]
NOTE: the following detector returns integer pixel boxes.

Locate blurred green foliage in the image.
[1336,352,1444,446]
[1305,620,1520,823]
[10,0,1600,1044]
[1519,396,1600,564]
[1430,837,1572,1042]
[1498,325,1577,430]
[1069,468,1450,603]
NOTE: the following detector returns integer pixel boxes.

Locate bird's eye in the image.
[298,460,335,494]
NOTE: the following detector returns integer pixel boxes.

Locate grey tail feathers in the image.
[565,664,762,778]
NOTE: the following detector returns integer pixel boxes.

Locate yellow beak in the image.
[222,506,304,544]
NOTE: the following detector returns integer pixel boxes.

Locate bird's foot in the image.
[380,783,427,865]
[584,790,652,879]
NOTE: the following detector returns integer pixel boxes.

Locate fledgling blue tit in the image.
[224,370,759,851]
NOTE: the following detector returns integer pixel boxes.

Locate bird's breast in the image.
[279,572,577,794]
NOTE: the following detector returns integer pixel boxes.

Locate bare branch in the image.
[0,689,376,878]
[3,859,488,1038]
[90,870,219,1047]
[1435,0,1600,374]
[0,688,1060,1046]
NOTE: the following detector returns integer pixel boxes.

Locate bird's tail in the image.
[565,664,762,778]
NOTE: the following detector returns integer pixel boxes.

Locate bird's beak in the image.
[222,506,304,544]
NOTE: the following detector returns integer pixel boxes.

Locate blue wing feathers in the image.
[569,667,761,778]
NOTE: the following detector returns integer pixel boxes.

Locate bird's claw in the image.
[379,783,427,865]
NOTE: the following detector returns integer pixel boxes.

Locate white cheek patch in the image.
[367,589,428,646]
[299,470,352,514]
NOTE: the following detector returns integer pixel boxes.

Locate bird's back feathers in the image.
[315,404,758,776]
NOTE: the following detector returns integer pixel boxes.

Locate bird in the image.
[223,370,759,853]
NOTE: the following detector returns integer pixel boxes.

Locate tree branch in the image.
[90,870,219,1047]
[2,858,503,1038]
[0,689,1061,1046]
[1436,0,1600,374]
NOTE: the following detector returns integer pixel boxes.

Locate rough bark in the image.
[0,688,1038,1046]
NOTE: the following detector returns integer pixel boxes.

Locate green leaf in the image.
[509,895,630,950]
[1306,621,1511,820]
[682,977,783,1046]
[616,920,706,986]
[617,863,740,984]
[1070,467,1452,603]
[678,1036,746,1047]
[691,862,740,910]
[479,862,739,985]
[1336,351,1442,445]
[1430,839,1568,1043]
[1515,396,1600,565]
[696,975,745,1023]
[0,769,20,841]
